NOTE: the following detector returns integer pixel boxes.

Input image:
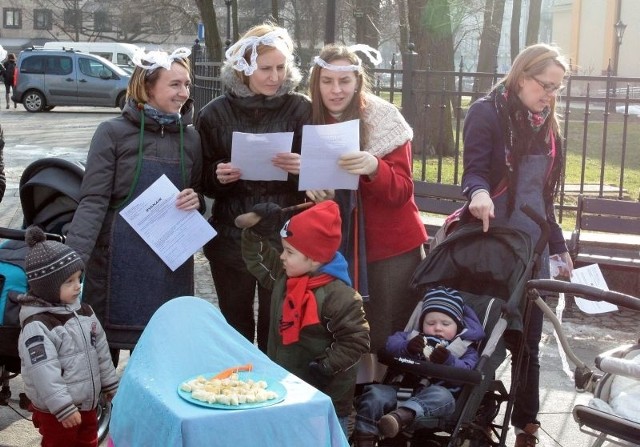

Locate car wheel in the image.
[23,90,46,113]
[117,92,126,110]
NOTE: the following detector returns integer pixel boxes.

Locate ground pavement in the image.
[0,108,638,446]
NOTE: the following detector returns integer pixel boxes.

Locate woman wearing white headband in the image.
[307,44,427,385]
[67,48,203,364]
[195,23,310,353]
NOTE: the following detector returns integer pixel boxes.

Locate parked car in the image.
[12,48,130,112]
[42,41,140,73]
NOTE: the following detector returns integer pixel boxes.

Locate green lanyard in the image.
[111,113,187,210]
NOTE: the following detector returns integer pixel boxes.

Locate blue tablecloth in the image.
[109,296,348,447]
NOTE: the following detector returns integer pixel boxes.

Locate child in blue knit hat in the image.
[352,287,485,445]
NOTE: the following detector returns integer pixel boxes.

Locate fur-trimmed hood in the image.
[220,60,303,98]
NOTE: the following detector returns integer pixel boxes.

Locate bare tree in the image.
[14,0,199,44]
[525,0,542,46]
[194,0,223,60]
[476,0,505,92]
[510,0,522,61]
[407,0,456,157]
[271,0,280,24]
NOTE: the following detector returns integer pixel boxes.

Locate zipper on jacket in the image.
[74,309,98,410]
[161,125,165,137]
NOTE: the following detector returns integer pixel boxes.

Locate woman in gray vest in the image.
[461,43,573,447]
[66,48,203,364]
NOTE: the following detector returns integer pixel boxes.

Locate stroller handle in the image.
[0,227,65,243]
[528,279,640,311]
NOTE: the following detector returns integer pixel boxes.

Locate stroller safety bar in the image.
[598,354,640,380]
[0,227,64,243]
[377,350,483,386]
[527,279,640,311]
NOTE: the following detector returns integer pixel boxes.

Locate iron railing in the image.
[190,44,640,223]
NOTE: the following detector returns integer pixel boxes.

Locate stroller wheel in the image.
[97,393,112,443]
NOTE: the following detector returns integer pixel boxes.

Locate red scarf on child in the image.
[280,273,334,345]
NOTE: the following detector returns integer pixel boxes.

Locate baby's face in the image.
[422,311,457,341]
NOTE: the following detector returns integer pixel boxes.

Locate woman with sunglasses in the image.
[461,43,573,447]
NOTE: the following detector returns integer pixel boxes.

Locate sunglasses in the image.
[531,76,565,94]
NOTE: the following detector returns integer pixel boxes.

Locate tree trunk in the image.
[407,0,456,158]
[525,0,542,46]
[271,0,279,24]
[397,0,409,53]
[194,0,222,61]
[476,0,505,93]
[510,0,522,62]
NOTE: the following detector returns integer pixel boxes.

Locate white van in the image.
[42,41,140,72]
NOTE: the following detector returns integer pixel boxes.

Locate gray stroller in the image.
[527,279,640,447]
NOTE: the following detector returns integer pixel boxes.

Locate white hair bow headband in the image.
[313,44,382,72]
[225,28,293,76]
[131,47,191,73]
[0,45,7,63]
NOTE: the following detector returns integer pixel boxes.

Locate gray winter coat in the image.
[18,296,118,421]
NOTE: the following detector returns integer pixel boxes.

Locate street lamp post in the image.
[225,0,232,50]
[613,19,627,76]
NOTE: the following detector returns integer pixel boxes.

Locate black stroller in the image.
[0,157,112,442]
[373,205,549,446]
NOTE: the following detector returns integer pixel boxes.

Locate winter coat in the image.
[241,229,370,417]
[385,304,485,372]
[18,296,118,421]
[1,60,16,85]
[195,64,311,266]
[65,99,202,331]
[461,96,567,255]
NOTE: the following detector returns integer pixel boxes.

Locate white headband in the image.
[225,28,293,76]
[0,45,6,63]
[131,47,191,73]
[313,44,382,72]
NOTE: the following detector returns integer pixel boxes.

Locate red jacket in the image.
[359,141,427,262]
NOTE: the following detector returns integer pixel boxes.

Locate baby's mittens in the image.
[429,345,450,364]
[308,359,333,388]
[407,335,425,355]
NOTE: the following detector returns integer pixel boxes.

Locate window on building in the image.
[33,9,52,30]
[3,8,22,29]
[64,9,82,31]
[94,10,112,32]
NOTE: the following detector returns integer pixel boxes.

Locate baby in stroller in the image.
[353,287,484,446]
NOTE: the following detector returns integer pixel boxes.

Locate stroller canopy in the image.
[18,158,84,234]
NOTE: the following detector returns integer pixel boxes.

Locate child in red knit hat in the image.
[240,200,370,436]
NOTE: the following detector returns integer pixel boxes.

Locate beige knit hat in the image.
[25,225,84,304]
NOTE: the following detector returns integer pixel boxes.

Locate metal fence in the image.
[190,44,640,222]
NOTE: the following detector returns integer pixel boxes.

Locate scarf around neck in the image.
[143,103,181,125]
[280,273,334,345]
[493,84,555,213]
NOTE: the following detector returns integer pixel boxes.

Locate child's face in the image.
[422,311,458,341]
[59,271,82,305]
[280,239,318,277]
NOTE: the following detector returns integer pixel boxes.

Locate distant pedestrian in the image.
[0,50,17,109]
[17,226,118,447]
